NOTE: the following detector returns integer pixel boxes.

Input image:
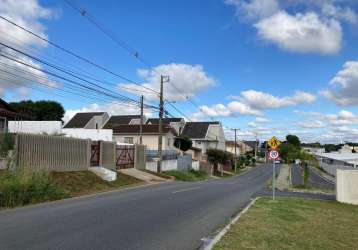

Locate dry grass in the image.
[214,198,358,250]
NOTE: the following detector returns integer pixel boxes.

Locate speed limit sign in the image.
[268,150,279,160]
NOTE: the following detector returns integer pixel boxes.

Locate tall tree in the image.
[286,134,301,148]
[9,100,65,121]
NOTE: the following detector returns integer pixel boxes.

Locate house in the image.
[225,141,241,156]
[181,121,225,155]
[146,118,185,135]
[242,141,258,154]
[0,98,28,132]
[103,115,143,129]
[63,112,109,129]
[112,124,178,150]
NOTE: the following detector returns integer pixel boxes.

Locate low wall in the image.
[100,141,116,170]
[146,159,177,172]
[336,169,358,205]
[320,162,355,177]
[63,128,113,142]
[177,155,192,171]
[8,121,62,134]
[192,161,199,171]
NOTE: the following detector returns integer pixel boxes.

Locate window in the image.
[95,123,98,129]
[124,137,134,144]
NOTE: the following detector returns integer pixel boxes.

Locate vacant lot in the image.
[214,198,358,250]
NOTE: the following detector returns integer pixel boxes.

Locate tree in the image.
[173,137,192,152]
[9,100,65,121]
[286,134,301,148]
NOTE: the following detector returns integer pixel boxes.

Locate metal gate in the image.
[90,141,100,166]
[116,145,134,169]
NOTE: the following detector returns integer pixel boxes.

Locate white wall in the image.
[8,121,62,134]
[63,128,113,141]
[146,159,178,172]
[336,169,358,205]
[114,134,176,150]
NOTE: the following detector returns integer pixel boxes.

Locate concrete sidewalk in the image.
[119,168,167,183]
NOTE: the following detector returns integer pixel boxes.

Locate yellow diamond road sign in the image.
[268,136,281,149]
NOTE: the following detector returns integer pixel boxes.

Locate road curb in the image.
[201,197,259,250]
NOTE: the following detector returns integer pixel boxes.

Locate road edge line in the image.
[201,197,260,250]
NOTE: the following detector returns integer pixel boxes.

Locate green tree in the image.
[286,134,301,148]
[9,100,65,121]
[173,137,192,152]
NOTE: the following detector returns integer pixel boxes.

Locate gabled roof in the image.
[63,112,105,128]
[112,124,177,135]
[181,121,220,139]
[243,141,258,149]
[103,115,141,129]
[146,118,183,125]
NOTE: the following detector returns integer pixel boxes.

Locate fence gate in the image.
[91,141,100,166]
[116,145,135,169]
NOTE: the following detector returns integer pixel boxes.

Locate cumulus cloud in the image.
[232,90,316,109]
[255,11,342,54]
[118,63,216,102]
[322,61,358,106]
[191,90,315,119]
[225,0,357,54]
[0,0,56,96]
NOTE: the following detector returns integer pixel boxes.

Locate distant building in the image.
[181,121,225,154]
[103,115,144,129]
[0,98,29,132]
[112,124,177,150]
[146,118,185,135]
[63,112,109,129]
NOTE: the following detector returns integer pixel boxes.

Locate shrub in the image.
[173,136,193,152]
[0,169,68,208]
[207,149,233,165]
[0,133,15,157]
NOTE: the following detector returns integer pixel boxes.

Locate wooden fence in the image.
[15,133,91,171]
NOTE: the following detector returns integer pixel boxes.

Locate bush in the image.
[174,137,193,152]
[207,149,233,164]
[0,133,15,157]
[165,169,208,181]
[0,169,68,208]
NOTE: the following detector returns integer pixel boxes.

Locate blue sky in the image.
[1,0,358,142]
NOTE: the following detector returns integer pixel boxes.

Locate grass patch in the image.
[165,169,208,181]
[142,170,173,179]
[50,171,143,196]
[214,198,358,250]
[0,170,143,208]
[0,169,68,208]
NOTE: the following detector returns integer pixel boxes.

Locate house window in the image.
[124,137,134,144]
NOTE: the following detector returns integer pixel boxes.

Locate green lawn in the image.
[214,198,358,250]
[165,170,209,181]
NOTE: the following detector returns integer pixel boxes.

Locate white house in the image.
[112,124,178,150]
[181,121,225,154]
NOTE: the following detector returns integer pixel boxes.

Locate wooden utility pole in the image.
[232,128,240,172]
[157,75,169,173]
[139,95,143,145]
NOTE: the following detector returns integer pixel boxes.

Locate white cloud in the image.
[298,120,326,129]
[0,0,56,96]
[255,11,342,54]
[119,63,216,102]
[224,0,280,20]
[232,90,316,109]
[322,61,358,106]
[64,101,154,123]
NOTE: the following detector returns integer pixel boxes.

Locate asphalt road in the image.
[0,165,274,250]
[291,165,335,190]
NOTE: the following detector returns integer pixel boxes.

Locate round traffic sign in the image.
[269,150,279,160]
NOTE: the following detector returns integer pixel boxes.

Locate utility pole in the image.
[232,128,240,173]
[139,95,143,145]
[254,133,258,160]
[157,75,169,173]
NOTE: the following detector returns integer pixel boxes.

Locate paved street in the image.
[291,165,335,190]
[0,165,274,250]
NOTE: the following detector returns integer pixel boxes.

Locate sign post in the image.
[268,136,281,200]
